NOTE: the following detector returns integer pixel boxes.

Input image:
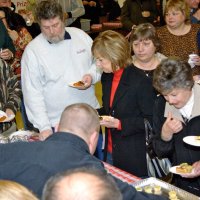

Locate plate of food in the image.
[170,163,193,175]
[0,110,15,123]
[69,81,86,89]
[183,136,200,147]
[99,115,113,121]
[9,130,34,142]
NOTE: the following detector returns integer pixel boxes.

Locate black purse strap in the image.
[144,118,153,143]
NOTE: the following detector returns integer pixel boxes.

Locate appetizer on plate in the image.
[72,81,85,87]
[0,110,15,122]
[99,115,113,121]
[69,81,87,89]
[176,163,193,174]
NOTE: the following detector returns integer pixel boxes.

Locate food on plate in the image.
[176,163,193,174]
[99,116,103,121]
[196,136,200,142]
[0,115,6,122]
[144,186,152,194]
[73,81,85,87]
[153,185,162,195]
[135,186,143,192]
[169,191,178,199]
[99,115,113,121]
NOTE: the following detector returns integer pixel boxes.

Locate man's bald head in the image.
[42,167,123,200]
[58,103,100,152]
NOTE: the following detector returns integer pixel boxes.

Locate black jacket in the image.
[98,65,155,177]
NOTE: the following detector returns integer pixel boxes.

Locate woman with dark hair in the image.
[0,7,32,78]
[152,58,200,196]
[130,23,166,81]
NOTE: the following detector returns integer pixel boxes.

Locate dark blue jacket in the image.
[0,132,166,200]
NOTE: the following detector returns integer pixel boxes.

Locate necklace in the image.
[134,56,159,77]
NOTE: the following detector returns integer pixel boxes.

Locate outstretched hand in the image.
[181,161,200,178]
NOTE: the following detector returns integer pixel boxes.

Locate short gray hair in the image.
[153,57,194,94]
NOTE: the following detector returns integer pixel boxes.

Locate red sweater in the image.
[107,68,123,153]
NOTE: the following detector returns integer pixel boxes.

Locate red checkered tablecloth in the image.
[103,162,141,184]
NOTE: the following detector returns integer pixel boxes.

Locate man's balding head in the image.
[58,103,100,154]
[42,167,123,200]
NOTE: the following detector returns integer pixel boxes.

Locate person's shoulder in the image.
[65,27,89,37]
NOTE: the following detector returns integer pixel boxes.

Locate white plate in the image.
[0,110,15,122]
[183,136,200,147]
[68,81,86,89]
[169,166,192,175]
[9,130,33,139]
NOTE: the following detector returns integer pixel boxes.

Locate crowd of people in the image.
[0,0,200,199]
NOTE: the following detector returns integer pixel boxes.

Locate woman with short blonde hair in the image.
[0,180,39,200]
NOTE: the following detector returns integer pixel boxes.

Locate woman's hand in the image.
[161,112,183,141]
[100,117,120,128]
[181,161,200,178]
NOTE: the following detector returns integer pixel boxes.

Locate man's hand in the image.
[81,74,92,89]
[161,112,183,141]
[39,129,53,141]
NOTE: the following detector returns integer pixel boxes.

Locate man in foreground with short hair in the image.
[42,167,123,200]
[0,103,167,200]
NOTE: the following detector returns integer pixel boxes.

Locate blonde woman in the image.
[0,180,38,200]
[92,30,155,177]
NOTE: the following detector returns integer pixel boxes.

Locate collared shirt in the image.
[179,89,194,119]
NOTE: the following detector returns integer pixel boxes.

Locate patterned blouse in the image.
[11,27,32,79]
[156,24,200,75]
[0,59,21,133]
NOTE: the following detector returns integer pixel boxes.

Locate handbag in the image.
[144,118,172,179]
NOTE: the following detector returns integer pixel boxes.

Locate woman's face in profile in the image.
[132,39,156,63]
[163,88,192,109]
[94,53,113,73]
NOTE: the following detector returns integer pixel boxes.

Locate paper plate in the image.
[169,166,192,176]
[183,136,200,147]
[0,110,15,122]
[9,130,33,139]
[68,81,86,89]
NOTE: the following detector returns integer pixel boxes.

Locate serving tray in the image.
[132,177,200,200]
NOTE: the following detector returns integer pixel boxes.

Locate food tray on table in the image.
[132,177,200,200]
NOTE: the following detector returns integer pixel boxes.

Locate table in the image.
[86,21,129,39]
[103,162,141,184]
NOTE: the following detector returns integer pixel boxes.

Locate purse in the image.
[144,118,172,179]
